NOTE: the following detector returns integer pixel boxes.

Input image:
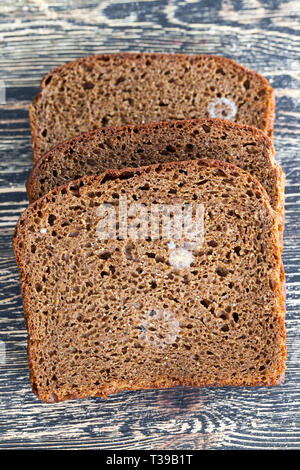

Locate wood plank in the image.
[0,0,299,450]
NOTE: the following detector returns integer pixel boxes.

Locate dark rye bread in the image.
[27,119,285,250]
[13,159,286,403]
[27,119,284,214]
[29,53,275,162]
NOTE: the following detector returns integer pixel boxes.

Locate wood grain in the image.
[0,0,299,450]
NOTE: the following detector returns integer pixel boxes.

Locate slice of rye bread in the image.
[26,119,285,247]
[13,159,286,403]
[29,53,275,162]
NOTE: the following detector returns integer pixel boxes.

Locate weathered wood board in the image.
[0,0,299,449]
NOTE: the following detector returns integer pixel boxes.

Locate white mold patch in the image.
[169,247,193,269]
[208,97,237,120]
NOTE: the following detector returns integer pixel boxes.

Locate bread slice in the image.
[29,53,275,162]
[13,159,286,402]
[27,118,283,209]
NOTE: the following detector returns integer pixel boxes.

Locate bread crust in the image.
[13,158,286,403]
[29,53,275,161]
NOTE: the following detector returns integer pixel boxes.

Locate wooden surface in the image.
[0,0,299,450]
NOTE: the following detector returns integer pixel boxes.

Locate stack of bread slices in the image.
[13,53,286,403]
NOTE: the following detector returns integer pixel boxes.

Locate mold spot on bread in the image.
[208,97,237,120]
[169,248,194,269]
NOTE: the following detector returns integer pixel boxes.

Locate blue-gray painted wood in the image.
[0,0,299,450]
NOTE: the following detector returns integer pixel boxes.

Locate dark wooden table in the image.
[0,0,299,450]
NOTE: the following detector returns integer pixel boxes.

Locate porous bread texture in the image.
[27,118,283,214]
[29,53,275,161]
[13,159,286,403]
[27,118,285,251]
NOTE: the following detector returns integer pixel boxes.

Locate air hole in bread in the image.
[234,246,241,256]
[221,325,230,332]
[139,183,150,190]
[233,312,239,323]
[115,76,125,86]
[48,214,56,226]
[99,250,112,260]
[82,81,94,90]
[35,283,42,293]
[185,143,194,152]
[216,267,228,277]
[44,75,52,86]
[200,299,210,309]
[202,124,210,133]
